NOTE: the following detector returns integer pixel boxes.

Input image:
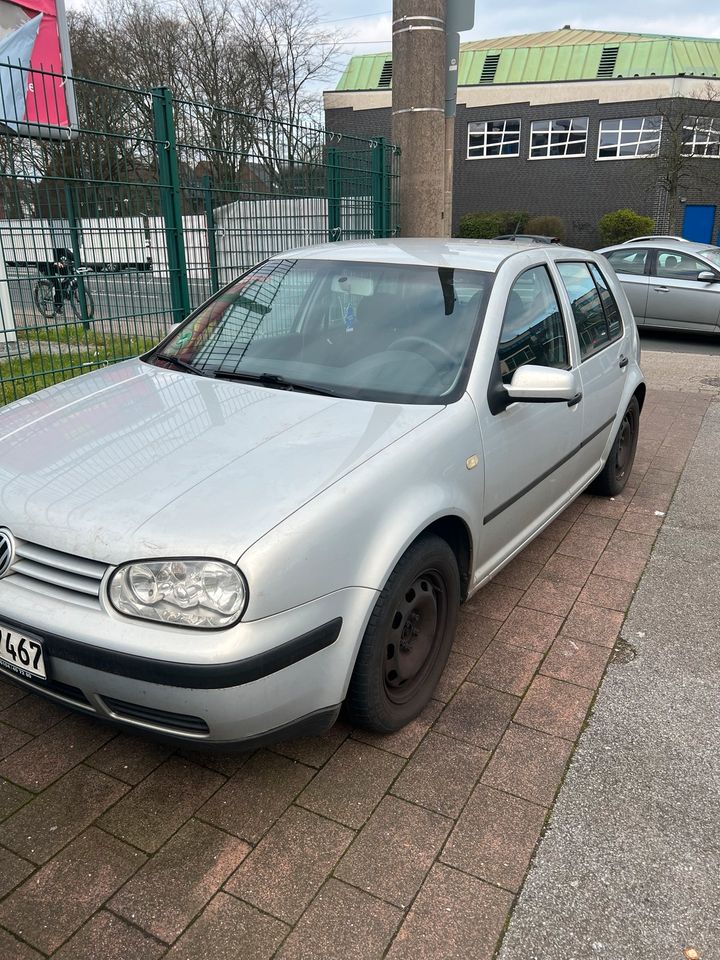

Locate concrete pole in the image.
[392,0,448,237]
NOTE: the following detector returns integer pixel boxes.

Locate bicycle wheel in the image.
[33,279,57,319]
[70,280,95,320]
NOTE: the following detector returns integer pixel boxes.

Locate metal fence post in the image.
[63,184,91,330]
[202,175,220,295]
[326,147,341,241]
[372,137,390,238]
[152,87,191,323]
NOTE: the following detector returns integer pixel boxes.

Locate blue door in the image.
[682,204,716,243]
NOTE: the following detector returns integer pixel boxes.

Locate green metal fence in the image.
[0,64,400,405]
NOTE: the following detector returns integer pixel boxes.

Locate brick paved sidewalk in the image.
[0,387,711,960]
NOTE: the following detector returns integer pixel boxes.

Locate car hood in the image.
[0,360,442,564]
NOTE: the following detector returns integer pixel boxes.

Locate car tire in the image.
[345,534,460,733]
[591,396,640,497]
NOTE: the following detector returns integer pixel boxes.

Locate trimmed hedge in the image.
[458,210,528,239]
[598,209,655,246]
[524,215,567,241]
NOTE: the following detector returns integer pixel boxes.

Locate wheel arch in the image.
[634,381,646,412]
[417,515,473,602]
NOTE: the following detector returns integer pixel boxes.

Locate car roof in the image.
[275,238,585,272]
[597,238,716,256]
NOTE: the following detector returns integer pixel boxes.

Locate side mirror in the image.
[697,271,718,283]
[505,365,581,405]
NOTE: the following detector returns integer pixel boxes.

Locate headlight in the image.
[109,559,247,629]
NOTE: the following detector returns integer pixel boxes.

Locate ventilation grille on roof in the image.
[597,46,619,79]
[480,53,500,84]
[378,59,393,88]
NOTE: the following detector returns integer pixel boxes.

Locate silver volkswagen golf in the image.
[0,240,644,746]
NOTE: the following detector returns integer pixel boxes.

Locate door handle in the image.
[653,286,669,292]
[618,355,629,369]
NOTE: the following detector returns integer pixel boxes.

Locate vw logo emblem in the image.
[0,529,15,579]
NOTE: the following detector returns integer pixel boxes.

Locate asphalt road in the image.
[639,328,720,355]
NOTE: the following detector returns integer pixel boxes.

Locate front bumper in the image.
[0,584,378,744]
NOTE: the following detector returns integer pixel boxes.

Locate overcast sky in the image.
[64,0,720,86]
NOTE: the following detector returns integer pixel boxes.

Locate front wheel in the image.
[345,534,460,733]
[70,281,95,320]
[591,396,640,497]
[33,279,57,319]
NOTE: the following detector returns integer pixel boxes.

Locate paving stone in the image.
[0,928,43,960]
[52,911,166,960]
[0,764,128,864]
[276,878,401,960]
[0,694,68,735]
[434,651,476,701]
[537,516,574,543]
[556,531,609,562]
[386,863,513,960]
[0,715,113,792]
[182,750,252,776]
[567,514,618,542]
[515,536,556,565]
[519,577,582,618]
[0,846,34,899]
[441,784,547,892]
[0,778,32,821]
[492,556,544,589]
[85,734,173,785]
[541,552,596,587]
[0,827,145,954]
[514,675,594,741]
[434,682,518,749]
[607,528,656,557]
[541,635,612,689]
[297,740,403,830]
[0,723,31,761]
[593,547,649,584]
[110,819,250,943]
[163,893,288,960]
[272,721,351,768]
[481,723,573,806]
[451,612,500,658]
[578,574,636,612]
[0,679,26,710]
[335,795,452,908]
[99,757,224,853]
[352,699,442,758]
[200,750,314,843]
[582,497,627,520]
[225,806,353,924]
[391,732,490,818]
[561,601,625,647]
[495,606,564,653]
[618,508,665,536]
[468,641,543,696]
[470,582,525,621]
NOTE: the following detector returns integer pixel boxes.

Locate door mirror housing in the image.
[697,270,718,283]
[505,365,581,404]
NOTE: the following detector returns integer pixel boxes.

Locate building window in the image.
[682,117,720,157]
[467,119,521,159]
[529,118,589,158]
[597,117,662,159]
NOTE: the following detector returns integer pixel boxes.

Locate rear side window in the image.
[556,261,623,360]
[498,265,569,382]
[605,248,648,276]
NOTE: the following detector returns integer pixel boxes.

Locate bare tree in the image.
[647,82,720,233]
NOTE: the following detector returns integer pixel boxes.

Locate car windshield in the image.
[700,248,720,268]
[148,258,492,403]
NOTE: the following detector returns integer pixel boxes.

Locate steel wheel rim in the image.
[615,410,635,480]
[384,568,448,705]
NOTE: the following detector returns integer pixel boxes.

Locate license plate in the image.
[0,624,47,680]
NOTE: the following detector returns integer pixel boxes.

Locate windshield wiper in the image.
[213,370,337,397]
[153,353,208,378]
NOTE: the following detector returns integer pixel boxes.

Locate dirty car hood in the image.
[0,360,440,564]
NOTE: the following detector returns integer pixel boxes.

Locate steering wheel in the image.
[388,336,455,367]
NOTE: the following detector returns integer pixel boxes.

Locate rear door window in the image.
[556,261,623,360]
[655,250,717,281]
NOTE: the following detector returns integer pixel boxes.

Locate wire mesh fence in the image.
[0,63,400,405]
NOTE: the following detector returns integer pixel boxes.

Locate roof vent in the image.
[597,46,619,79]
[378,59,393,88]
[480,53,500,84]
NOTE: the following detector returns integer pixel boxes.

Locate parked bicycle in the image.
[33,249,95,321]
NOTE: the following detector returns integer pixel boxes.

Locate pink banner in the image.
[14,1,68,128]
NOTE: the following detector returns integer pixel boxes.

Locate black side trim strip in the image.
[483,415,616,525]
[0,615,343,689]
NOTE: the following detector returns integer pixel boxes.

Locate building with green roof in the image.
[324,28,720,246]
